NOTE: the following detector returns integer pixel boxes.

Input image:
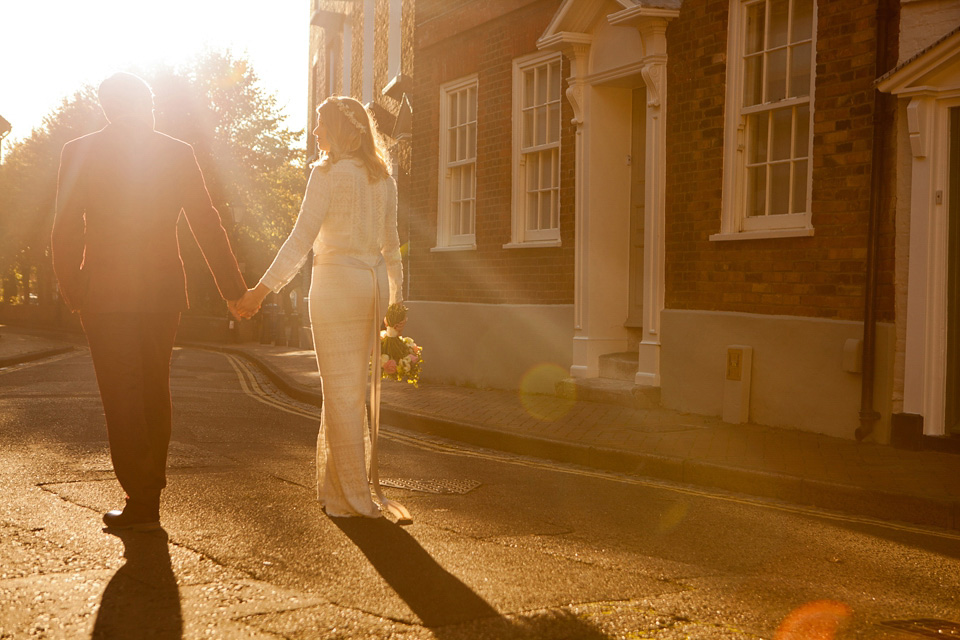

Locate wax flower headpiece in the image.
[334,99,367,133]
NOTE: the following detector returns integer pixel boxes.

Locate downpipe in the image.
[856,0,895,441]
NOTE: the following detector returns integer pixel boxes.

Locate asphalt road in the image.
[1,346,959,639]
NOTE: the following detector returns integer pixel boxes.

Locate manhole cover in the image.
[880,620,960,638]
[379,478,481,495]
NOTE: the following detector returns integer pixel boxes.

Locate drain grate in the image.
[379,478,481,495]
[880,620,960,638]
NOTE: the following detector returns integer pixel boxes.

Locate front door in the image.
[625,87,646,330]
[946,107,960,434]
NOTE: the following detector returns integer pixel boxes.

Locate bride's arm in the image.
[258,167,330,294]
[381,177,403,305]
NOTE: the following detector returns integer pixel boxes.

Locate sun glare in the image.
[5,1,308,141]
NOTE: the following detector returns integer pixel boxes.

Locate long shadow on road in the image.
[333,517,612,639]
[92,528,182,640]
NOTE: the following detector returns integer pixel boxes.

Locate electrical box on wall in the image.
[722,345,753,424]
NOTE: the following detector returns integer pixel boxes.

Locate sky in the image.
[1,0,310,146]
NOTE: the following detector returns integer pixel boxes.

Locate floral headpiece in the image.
[334,99,367,133]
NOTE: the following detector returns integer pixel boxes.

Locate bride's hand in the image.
[234,287,265,318]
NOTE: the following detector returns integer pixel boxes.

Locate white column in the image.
[635,21,669,387]
[903,94,948,435]
[541,35,597,378]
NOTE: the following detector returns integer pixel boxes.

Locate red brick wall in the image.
[664,0,897,322]
[405,0,574,305]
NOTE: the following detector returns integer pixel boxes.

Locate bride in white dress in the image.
[237,96,405,519]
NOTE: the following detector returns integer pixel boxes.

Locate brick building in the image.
[306,0,960,444]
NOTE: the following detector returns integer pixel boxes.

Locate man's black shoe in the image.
[102,507,161,531]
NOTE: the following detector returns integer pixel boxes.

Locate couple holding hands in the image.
[52,72,408,532]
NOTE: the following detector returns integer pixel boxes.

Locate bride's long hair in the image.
[315,96,391,182]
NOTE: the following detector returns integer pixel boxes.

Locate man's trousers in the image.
[80,311,180,510]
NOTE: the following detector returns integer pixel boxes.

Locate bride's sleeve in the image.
[259,167,329,293]
[381,177,403,305]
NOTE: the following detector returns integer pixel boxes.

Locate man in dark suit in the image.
[52,72,247,531]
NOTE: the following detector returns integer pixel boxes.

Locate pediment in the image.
[541,0,682,41]
[878,26,960,95]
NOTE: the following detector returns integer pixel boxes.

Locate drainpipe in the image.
[856,0,895,441]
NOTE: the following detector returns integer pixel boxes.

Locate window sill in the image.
[430,244,476,252]
[709,228,815,242]
[502,240,562,249]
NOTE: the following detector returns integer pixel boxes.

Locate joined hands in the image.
[228,284,270,320]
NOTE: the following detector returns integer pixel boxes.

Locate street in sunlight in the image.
[3,0,960,639]
[1,327,959,638]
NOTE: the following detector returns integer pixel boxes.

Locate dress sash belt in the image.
[313,253,411,522]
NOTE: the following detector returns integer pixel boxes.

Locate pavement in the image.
[3,323,959,534]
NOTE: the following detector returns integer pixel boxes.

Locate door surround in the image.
[539,1,678,385]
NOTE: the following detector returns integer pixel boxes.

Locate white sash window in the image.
[715,0,817,240]
[436,76,478,250]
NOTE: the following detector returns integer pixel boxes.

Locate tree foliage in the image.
[0,51,306,312]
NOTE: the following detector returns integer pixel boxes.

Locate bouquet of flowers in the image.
[379,303,423,386]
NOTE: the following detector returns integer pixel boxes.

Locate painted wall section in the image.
[661,309,895,441]
[405,301,574,394]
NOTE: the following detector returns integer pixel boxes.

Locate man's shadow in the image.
[333,518,612,639]
[92,528,182,640]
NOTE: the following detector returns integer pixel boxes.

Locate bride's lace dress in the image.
[258,159,402,517]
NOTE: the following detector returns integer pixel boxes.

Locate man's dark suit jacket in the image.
[52,122,246,312]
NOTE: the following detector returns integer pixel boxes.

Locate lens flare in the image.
[774,600,852,640]
[519,363,573,421]
[657,501,690,534]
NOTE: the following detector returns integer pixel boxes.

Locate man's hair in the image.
[98,72,154,122]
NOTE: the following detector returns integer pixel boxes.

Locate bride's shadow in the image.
[333,517,612,639]
[91,528,182,640]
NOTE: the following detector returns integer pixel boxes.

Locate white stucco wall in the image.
[661,309,896,441]
[404,301,574,394]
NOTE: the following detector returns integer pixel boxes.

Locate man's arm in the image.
[51,142,87,312]
[178,145,247,302]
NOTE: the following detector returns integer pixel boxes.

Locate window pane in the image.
[794,103,810,158]
[536,105,547,146]
[448,128,457,162]
[744,54,764,106]
[466,200,475,235]
[536,66,547,105]
[523,109,533,148]
[550,189,559,229]
[526,153,539,189]
[449,93,458,125]
[789,42,811,98]
[461,164,472,201]
[524,70,535,109]
[747,112,769,164]
[766,48,787,102]
[771,107,792,161]
[745,2,766,55]
[548,102,560,143]
[526,192,538,231]
[792,0,813,42]
[457,125,466,161]
[792,159,808,213]
[770,162,790,215]
[549,61,561,101]
[451,166,461,200]
[747,166,767,217]
[540,150,551,188]
[468,86,477,122]
[768,0,789,49]
[467,122,476,159]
